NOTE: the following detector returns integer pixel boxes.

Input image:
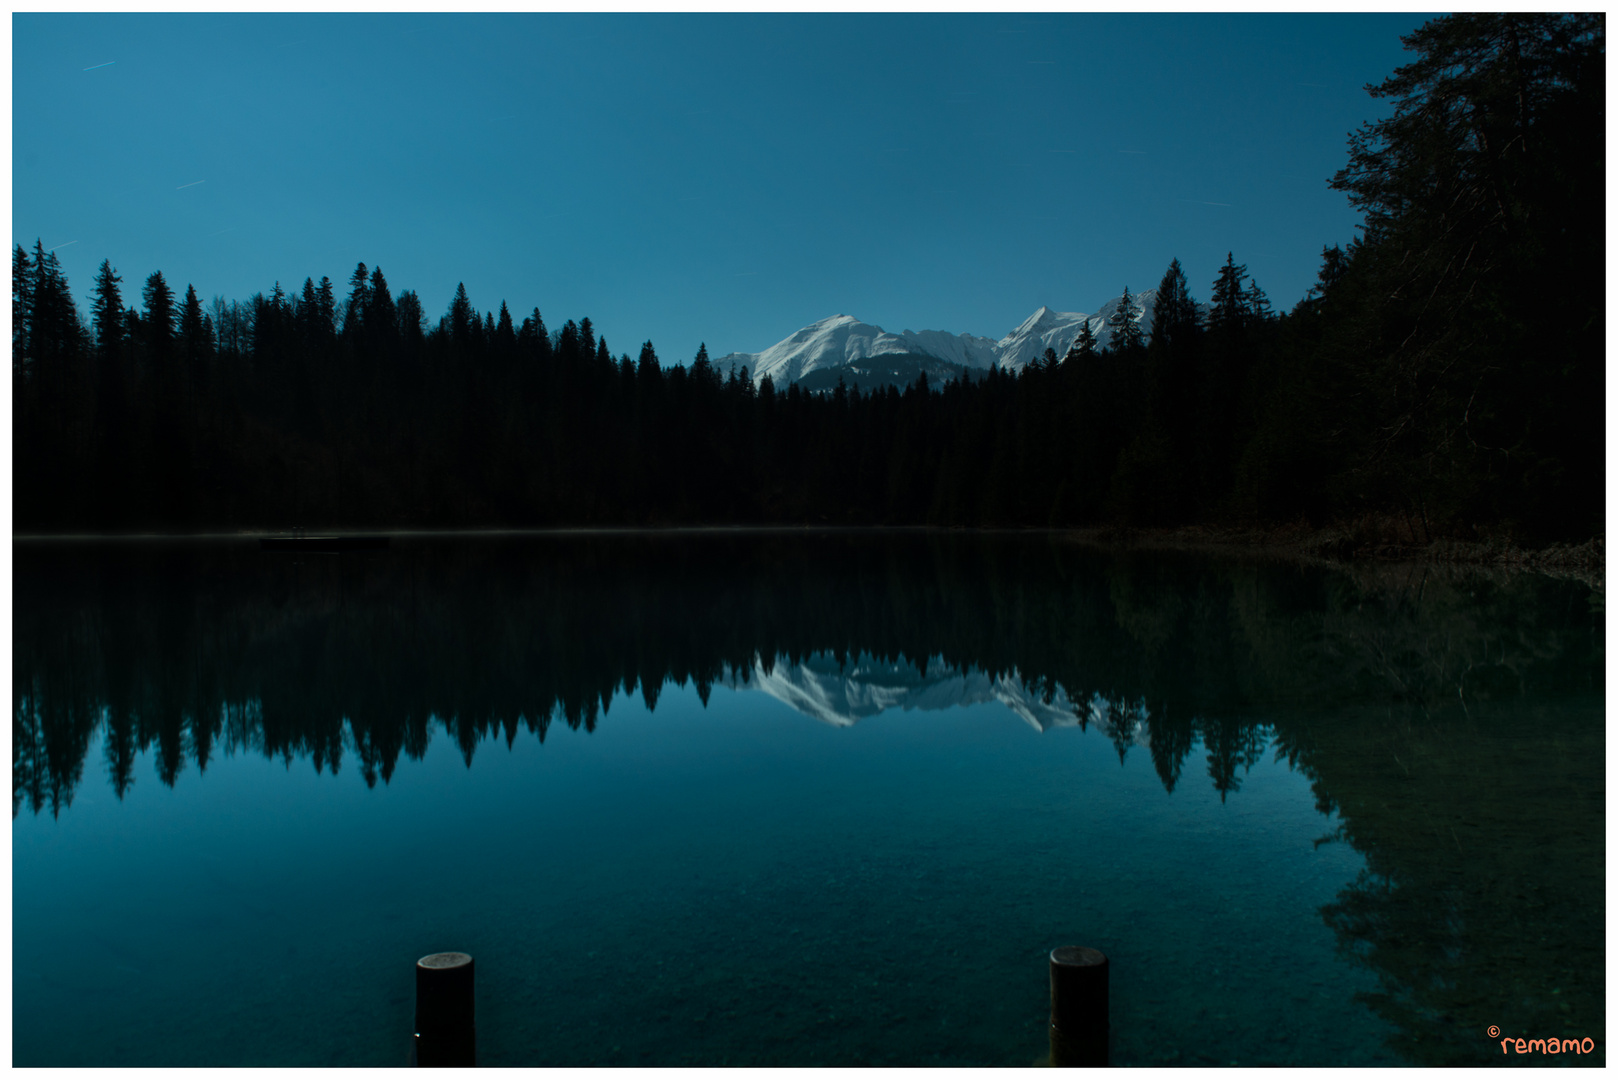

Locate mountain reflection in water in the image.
[13,532,1604,1065]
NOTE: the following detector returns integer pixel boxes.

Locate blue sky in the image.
[14,13,1433,362]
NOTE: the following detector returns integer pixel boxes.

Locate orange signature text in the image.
[1499,1037,1595,1056]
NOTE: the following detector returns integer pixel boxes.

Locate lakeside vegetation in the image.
[12,15,1603,543]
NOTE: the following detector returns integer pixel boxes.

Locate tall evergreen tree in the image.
[1324,12,1604,536]
[343,262,371,337]
[1150,258,1199,352]
[1208,254,1248,336]
[1108,287,1143,352]
[141,270,176,361]
[691,342,717,388]
[178,284,210,388]
[90,260,124,361]
[1064,319,1098,365]
[316,277,338,341]
[395,290,425,343]
[579,316,596,361]
[448,283,474,348]
[13,244,33,382]
[367,266,397,342]
[636,340,660,381]
[495,301,516,353]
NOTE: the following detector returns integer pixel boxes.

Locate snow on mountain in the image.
[713,314,999,386]
[715,290,1164,386]
[994,290,1159,372]
[732,650,1152,741]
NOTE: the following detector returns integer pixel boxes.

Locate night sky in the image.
[13,12,1434,362]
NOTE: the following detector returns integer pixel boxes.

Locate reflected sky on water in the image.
[13,534,1604,1066]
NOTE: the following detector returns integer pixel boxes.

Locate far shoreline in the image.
[12,521,1603,583]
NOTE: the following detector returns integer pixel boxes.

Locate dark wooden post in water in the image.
[1048,946,1108,1066]
[415,952,475,1067]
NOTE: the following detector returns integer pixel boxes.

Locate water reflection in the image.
[12,533,1604,1064]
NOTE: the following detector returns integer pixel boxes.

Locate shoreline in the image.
[13,522,1604,582]
[1056,523,1605,589]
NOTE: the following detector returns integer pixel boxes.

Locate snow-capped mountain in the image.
[725,650,1153,743]
[715,289,1168,386]
[713,313,1000,386]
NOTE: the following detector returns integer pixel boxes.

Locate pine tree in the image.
[90,260,124,362]
[1304,245,1349,303]
[1108,287,1143,352]
[298,277,320,348]
[1150,258,1199,352]
[637,340,660,381]
[520,307,552,366]
[1324,13,1604,536]
[178,284,210,389]
[396,290,425,343]
[343,262,371,337]
[316,277,338,342]
[495,301,516,354]
[1209,253,1247,336]
[448,283,474,348]
[1243,278,1272,322]
[367,266,396,343]
[26,243,85,397]
[13,244,33,382]
[140,270,176,379]
[691,342,716,388]
[1064,319,1098,365]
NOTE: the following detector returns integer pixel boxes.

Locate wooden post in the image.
[415,952,475,1067]
[1049,946,1108,1066]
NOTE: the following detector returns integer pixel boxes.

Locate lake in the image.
[12,532,1605,1066]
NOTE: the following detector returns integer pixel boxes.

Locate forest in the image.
[12,14,1604,542]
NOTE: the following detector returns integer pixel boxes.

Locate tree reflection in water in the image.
[13,533,1604,1064]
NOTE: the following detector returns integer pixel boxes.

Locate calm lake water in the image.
[13,532,1605,1067]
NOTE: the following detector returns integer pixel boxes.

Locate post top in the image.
[1050,945,1107,968]
[418,952,473,970]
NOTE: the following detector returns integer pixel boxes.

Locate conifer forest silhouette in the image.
[12,532,1604,1065]
[11,15,1604,543]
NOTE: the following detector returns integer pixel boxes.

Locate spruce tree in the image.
[1150,258,1199,352]
[1107,287,1143,352]
[1209,254,1248,336]
[637,340,660,380]
[12,244,32,369]
[1064,319,1098,365]
[178,284,210,387]
[395,290,424,342]
[495,301,516,353]
[298,277,320,348]
[448,283,474,348]
[367,267,397,342]
[91,260,124,361]
[343,262,371,337]
[523,308,552,365]
[141,270,176,366]
[316,277,338,342]
[691,342,716,388]
[1243,278,1272,322]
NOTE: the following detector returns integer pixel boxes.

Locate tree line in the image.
[12,14,1602,541]
[16,531,1598,816]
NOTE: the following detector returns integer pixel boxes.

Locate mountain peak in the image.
[716,289,1178,387]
